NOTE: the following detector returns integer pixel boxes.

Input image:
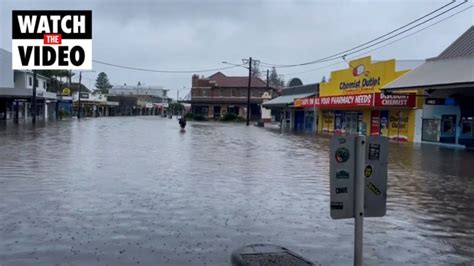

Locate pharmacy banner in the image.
[374,93,416,108]
[295,93,416,108]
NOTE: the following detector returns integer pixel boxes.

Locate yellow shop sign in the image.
[320,56,409,97]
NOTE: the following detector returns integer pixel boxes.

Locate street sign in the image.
[329,135,389,266]
[330,135,356,219]
[364,136,388,217]
[62,87,71,96]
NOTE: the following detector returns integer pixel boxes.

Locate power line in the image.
[260,0,467,68]
[93,60,245,73]
[281,4,473,77]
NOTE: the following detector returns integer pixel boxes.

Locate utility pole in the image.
[32,70,37,124]
[266,69,269,89]
[77,71,82,119]
[246,57,252,126]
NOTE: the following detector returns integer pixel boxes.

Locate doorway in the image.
[440,114,456,143]
[345,112,359,134]
[213,106,221,119]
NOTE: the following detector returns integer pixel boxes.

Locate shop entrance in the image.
[345,112,360,134]
[294,110,305,131]
[213,106,221,119]
[440,115,456,143]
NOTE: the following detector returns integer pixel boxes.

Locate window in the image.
[461,120,473,137]
[43,81,47,89]
[28,77,32,86]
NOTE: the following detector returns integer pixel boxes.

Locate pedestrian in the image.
[179,116,186,129]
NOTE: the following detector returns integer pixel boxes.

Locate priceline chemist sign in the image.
[12,10,92,70]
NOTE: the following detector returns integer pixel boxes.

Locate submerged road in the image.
[0,117,473,265]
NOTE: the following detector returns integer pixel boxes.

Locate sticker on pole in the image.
[364,136,389,217]
[12,10,92,70]
[330,135,356,219]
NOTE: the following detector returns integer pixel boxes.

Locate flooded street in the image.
[0,117,473,265]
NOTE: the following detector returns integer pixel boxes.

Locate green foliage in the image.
[220,113,245,122]
[95,72,113,94]
[58,110,70,119]
[251,60,261,78]
[184,112,194,119]
[169,102,185,115]
[269,67,285,88]
[192,114,208,121]
[183,112,208,121]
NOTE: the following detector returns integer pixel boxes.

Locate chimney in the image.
[192,74,199,87]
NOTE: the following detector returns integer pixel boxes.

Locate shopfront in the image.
[293,95,317,133]
[295,56,422,142]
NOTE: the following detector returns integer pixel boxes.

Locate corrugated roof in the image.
[433,26,474,60]
[262,92,315,108]
[383,55,474,90]
[281,83,319,96]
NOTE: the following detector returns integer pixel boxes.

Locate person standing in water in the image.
[179,116,186,129]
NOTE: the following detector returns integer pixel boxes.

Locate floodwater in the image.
[0,117,473,266]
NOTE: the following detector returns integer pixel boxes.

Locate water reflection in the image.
[0,117,473,265]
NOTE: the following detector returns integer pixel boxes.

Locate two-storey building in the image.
[0,49,56,121]
[190,72,274,120]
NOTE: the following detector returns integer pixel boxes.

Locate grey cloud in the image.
[1,0,472,94]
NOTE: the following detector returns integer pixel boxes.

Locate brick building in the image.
[190,72,275,120]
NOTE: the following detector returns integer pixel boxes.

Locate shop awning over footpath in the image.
[263,92,315,109]
[294,92,417,109]
[0,87,57,100]
[383,26,474,91]
[382,56,474,91]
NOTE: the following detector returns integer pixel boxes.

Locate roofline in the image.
[383,81,474,91]
[432,25,474,60]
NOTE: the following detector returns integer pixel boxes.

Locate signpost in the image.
[330,135,388,266]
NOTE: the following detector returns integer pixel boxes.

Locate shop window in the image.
[422,119,440,142]
[461,120,473,137]
[192,106,208,116]
[441,115,456,136]
[228,106,239,115]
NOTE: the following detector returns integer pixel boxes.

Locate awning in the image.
[383,56,474,91]
[262,92,315,108]
[0,87,57,100]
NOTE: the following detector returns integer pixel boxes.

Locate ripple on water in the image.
[0,117,473,265]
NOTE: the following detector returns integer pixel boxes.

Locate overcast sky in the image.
[1,0,473,98]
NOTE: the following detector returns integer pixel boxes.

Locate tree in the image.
[95,72,113,94]
[251,60,262,78]
[269,67,285,88]
[36,70,68,92]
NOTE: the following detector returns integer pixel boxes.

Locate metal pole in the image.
[354,135,366,266]
[246,57,252,126]
[32,70,37,124]
[77,71,82,119]
[14,101,19,123]
[266,69,269,89]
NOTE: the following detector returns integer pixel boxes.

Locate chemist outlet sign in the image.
[12,10,92,70]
